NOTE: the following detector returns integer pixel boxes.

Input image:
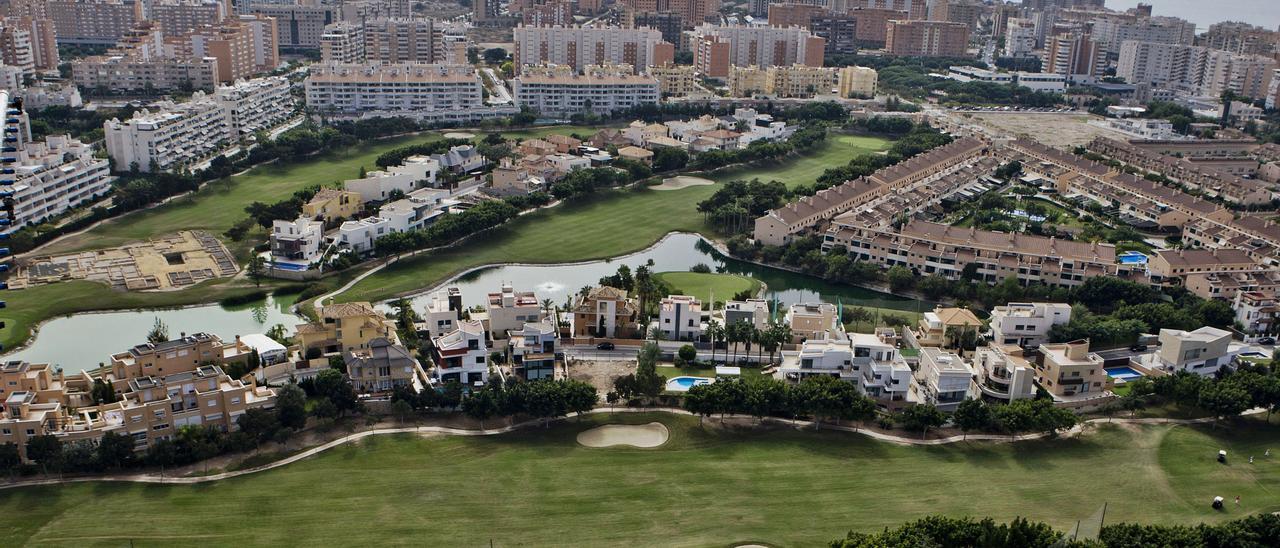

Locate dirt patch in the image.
[11,230,237,291]
[652,176,715,191]
[567,359,635,394]
[965,112,1127,148]
[443,132,477,139]
[577,422,670,448]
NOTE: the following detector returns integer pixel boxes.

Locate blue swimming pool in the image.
[1106,366,1143,381]
[271,261,311,272]
[665,376,714,392]
[1117,251,1149,265]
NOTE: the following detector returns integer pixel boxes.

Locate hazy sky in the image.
[1104,0,1280,32]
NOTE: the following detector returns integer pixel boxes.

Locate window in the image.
[231,397,241,405]
[1,428,9,435]
[26,429,35,436]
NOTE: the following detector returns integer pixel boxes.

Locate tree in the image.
[887,265,915,293]
[705,319,723,364]
[147,316,169,343]
[678,344,697,364]
[237,407,281,446]
[897,404,946,439]
[462,389,499,429]
[391,399,414,424]
[951,398,992,440]
[633,342,666,397]
[276,384,308,431]
[1199,381,1251,427]
[90,378,117,405]
[25,435,62,476]
[0,442,19,478]
[96,431,136,470]
[247,255,267,286]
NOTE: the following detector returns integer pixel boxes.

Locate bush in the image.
[219,290,269,307]
[678,344,697,363]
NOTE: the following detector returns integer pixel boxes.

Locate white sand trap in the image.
[653,176,715,191]
[576,422,670,448]
[443,131,476,139]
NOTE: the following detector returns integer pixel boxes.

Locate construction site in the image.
[10,231,239,291]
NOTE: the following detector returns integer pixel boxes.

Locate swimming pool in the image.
[1117,251,1149,265]
[1105,366,1143,381]
[665,376,714,392]
[271,261,312,272]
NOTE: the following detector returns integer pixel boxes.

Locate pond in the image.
[3,294,303,374]
[389,233,927,318]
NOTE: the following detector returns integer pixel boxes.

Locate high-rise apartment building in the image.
[513,25,672,74]
[1118,41,1277,100]
[1200,21,1280,57]
[0,20,34,76]
[884,19,969,57]
[511,63,660,116]
[1004,18,1037,57]
[621,0,715,29]
[849,8,907,47]
[929,0,982,30]
[240,2,335,48]
[849,0,927,20]
[1091,14,1196,56]
[150,0,226,37]
[691,24,826,78]
[36,0,144,45]
[1046,32,1104,80]
[1,16,57,71]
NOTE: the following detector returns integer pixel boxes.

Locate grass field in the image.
[707,133,889,189]
[653,271,762,304]
[3,413,1277,547]
[339,134,892,303]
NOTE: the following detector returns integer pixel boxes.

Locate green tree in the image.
[887,265,915,293]
[634,342,666,397]
[951,398,992,440]
[461,389,499,429]
[678,344,697,364]
[0,442,19,477]
[90,378,117,405]
[897,404,946,439]
[95,431,136,470]
[1199,381,1252,427]
[276,384,308,431]
[25,435,62,476]
[147,316,169,343]
[247,255,267,286]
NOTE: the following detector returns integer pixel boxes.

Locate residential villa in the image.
[988,302,1072,348]
[916,347,975,411]
[1035,339,1108,398]
[778,333,910,407]
[971,344,1038,403]
[723,299,770,331]
[571,286,640,339]
[423,287,464,339]
[1144,326,1236,375]
[431,319,490,386]
[785,302,843,343]
[295,302,399,355]
[487,285,546,340]
[616,146,653,164]
[345,337,426,394]
[303,188,362,223]
[508,319,560,380]
[908,307,982,349]
[1233,290,1278,336]
[270,216,324,263]
[657,295,703,341]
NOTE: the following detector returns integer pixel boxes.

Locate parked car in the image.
[1129,343,1148,352]
[1257,337,1275,345]
[596,342,615,350]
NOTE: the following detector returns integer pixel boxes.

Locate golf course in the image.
[2,413,1276,547]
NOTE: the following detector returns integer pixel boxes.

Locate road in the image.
[563,342,775,365]
[481,68,513,105]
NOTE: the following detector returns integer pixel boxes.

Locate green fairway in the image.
[339,133,891,303]
[707,133,889,188]
[654,271,761,304]
[3,414,1277,547]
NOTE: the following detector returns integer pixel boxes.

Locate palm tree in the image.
[766,322,791,365]
[755,326,766,365]
[705,319,723,364]
[542,298,557,327]
[648,325,665,342]
[727,322,741,364]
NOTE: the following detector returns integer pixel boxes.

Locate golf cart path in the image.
[1,407,1264,489]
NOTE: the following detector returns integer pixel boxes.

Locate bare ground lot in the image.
[567,359,634,394]
[964,112,1130,148]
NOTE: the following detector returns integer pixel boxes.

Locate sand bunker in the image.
[443,131,476,139]
[576,422,670,448]
[653,176,715,191]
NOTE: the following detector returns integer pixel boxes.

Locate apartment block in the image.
[850,0,927,20]
[305,63,501,122]
[620,0,715,29]
[1086,137,1273,205]
[884,19,968,57]
[691,24,825,79]
[989,302,1072,348]
[848,8,908,48]
[296,302,400,356]
[1091,14,1196,56]
[345,337,425,393]
[1035,339,1107,398]
[234,14,281,71]
[650,64,698,96]
[917,347,974,411]
[151,0,225,37]
[512,64,659,116]
[1004,18,1036,57]
[1046,33,1105,80]
[0,18,34,75]
[322,17,447,65]
[104,95,229,172]
[241,3,335,49]
[38,0,143,44]
[971,344,1037,403]
[632,11,684,46]
[214,75,294,138]
[512,25,671,74]
[729,64,837,98]
[5,134,113,234]
[2,16,57,71]
[72,22,223,92]
[1201,21,1280,57]
[1117,41,1277,101]
[837,65,877,97]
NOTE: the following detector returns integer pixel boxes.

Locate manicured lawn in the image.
[653,271,761,304]
[657,364,768,380]
[707,133,890,189]
[340,133,892,303]
[3,414,1277,547]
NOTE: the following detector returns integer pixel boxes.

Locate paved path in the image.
[3,407,1267,490]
